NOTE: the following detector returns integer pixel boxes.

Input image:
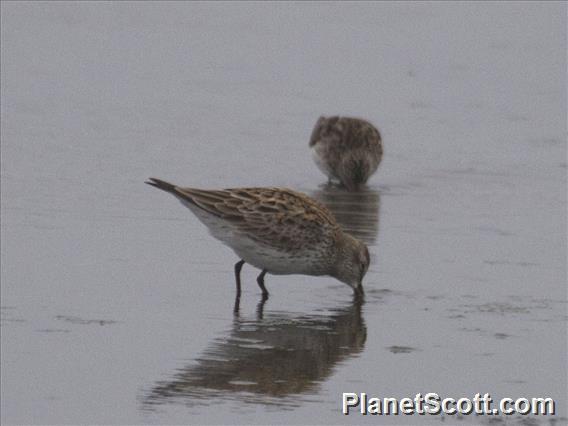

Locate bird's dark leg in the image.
[256,295,268,320]
[234,260,245,297]
[233,295,241,316]
[256,269,269,297]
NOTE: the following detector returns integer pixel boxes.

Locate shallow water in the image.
[1,2,566,425]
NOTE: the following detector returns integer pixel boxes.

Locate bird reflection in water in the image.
[143,296,365,409]
[310,184,380,245]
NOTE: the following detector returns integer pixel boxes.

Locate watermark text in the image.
[342,392,555,416]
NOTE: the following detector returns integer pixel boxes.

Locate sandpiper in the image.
[309,116,383,191]
[146,178,369,297]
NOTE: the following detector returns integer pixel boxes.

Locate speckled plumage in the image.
[146,178,369,297]
[309,116,383,191]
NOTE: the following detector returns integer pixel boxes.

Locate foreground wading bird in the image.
[309,116,383,191]
[146,178,369,298]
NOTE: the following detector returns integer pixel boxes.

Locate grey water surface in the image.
[1,2,566,425]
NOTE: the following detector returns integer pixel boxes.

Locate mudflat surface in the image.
[1,2,566,424]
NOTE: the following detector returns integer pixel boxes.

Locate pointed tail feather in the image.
[145,178,178,194]
[145,177,209,213]
[146,178,231,219]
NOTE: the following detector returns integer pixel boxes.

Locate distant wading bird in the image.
[309,116,383,191]
[146,178,369,298]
